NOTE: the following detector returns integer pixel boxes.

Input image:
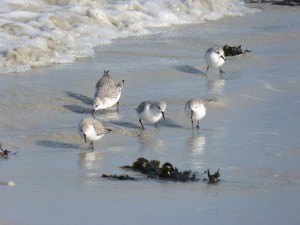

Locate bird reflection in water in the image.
[78,151,103,170]
[186,132,206,170]
[206,77,226,95]
[93,109,121,121]
[138,133,165,153]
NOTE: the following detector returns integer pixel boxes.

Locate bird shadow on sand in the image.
[158,118,184,129]
[63,104,92,114]
[36,140,80,149]
[174,65,205,75]
[65,91,93,105]
[109,120,141,129]
[109,119,182,130]
[64,91,93,114]
[93,108,120,116]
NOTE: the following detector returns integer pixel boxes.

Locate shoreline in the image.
[1,3,300,225]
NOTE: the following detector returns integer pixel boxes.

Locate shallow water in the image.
[1,3,300,225]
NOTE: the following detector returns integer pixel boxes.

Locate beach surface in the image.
[1,3,300,225]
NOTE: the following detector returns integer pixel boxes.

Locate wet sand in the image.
[1,3,300,225]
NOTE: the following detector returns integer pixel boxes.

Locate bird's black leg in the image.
[205,66,209,75]
[219,67,225,76]
[155,123,159,131]
[88,142,94,150]
[139,119,145,130]
[196,121,200,129]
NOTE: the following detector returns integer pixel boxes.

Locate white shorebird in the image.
[135,100,167,130]
[92,70,124,114]
[204,47,226,75]
[184,99,206,129]
[79,118,111,150]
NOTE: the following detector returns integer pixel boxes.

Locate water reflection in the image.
[186,132,206,156]
[138,133,165,153]
[206,77,226,95]
[78,151,103,170]
[93,109,121,121]
[186,132,206,169]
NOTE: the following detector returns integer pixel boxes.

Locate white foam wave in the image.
[0,0,258,74]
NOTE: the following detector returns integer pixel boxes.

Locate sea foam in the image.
[0,0,258,74]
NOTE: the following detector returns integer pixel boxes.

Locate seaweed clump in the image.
[0,143,18,159]
[102,174,135,180]
[203,169,221,184]
[246,0,300,6]
[223,45,251,56]
[272,0,300,6]
[122,157,199,182]
[102,158,221,183]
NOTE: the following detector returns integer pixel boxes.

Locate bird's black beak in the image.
[92,109,95,115]
[84,134,87,143]
[162,111,165,120]
[221,55,226,62]
[191,110,193,119]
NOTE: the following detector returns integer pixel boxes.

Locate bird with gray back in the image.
[135,100,166,130]
[79,117,111,150]
[92,70,125,114]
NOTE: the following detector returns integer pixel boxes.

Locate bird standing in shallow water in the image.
[135,100,167,130]
[204,47,226,75]
[79,118,111,150]
[92,70,124,114]
[184,99,206,129]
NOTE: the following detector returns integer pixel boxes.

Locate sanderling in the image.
[204,47,226,75]
[95,70,114,90]
[79,118,111,150]
[135,101,166,130]
[92,70,124,114]
[184,99,206,129]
